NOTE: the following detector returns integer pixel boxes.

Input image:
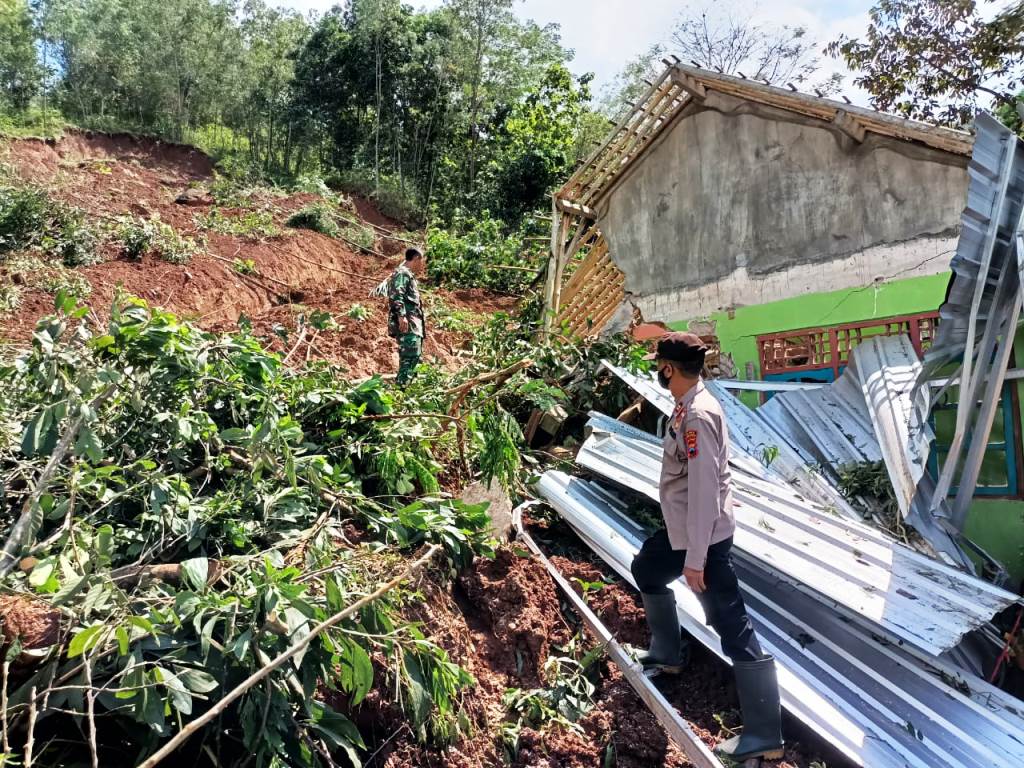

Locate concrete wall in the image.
[600,94,970,324]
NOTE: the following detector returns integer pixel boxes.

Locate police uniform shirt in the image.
[659,379,736,570]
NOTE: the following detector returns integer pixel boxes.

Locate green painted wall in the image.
[671,271,952,381]
[665,271,1024,583]
[965,500,1024,587]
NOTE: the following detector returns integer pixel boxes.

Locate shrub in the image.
[115,215,201,264]
[286,203,339,237]
[0,184,101,266]
[4,254,91,299]
[341,223,375,252]
[346,304,370,322]
[233,258,258,276]
[0,185,52,256]
[198,208,279,239]
[49,207,100,266]
[426,214,542,294]
[0,283,21,314]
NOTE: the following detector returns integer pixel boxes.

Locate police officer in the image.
[387,246,426,386]
[631,332,783,762]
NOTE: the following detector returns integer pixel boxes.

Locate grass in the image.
[4,253,91,299]
[0,106,69,140]
[197,207,279,240]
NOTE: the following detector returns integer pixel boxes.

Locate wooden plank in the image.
[561,272,624,331]
[558,67,676,200]
[577,82,687,206]
[670,70,707,100]
[580,85,689,208]
[571,80,680,196]
[560,256,618,315]
[559,244,610,305]
[833,109,866,143]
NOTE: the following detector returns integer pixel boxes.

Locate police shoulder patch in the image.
[684,429,698,458]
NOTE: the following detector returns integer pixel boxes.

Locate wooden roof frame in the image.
[556,63,975,214]
[542,62,974,337]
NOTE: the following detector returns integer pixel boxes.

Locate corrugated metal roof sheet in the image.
[923,112,1024,377]
[577,412,1019,656]
[758,370,880,471]
[602,362,860,518]
[538,471,1024,768]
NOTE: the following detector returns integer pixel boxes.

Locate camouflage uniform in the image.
[387,263,425,386]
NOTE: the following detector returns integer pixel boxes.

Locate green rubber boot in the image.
[716,656,784,761]
[634,591,688,674]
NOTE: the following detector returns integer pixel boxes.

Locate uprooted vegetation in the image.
[0,290,664,767]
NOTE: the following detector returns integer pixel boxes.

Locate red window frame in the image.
[757,311,940,379]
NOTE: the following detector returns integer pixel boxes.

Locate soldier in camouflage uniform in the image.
[387,247,426,386]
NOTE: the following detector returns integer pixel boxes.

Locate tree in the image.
[601,2,839,119]
[598,43,665,118]
[827,0,1024,127]
[0,0,41,110]
[485,63,592,221]
[671,5,821,86]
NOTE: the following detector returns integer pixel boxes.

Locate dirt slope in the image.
[0,131,516,377]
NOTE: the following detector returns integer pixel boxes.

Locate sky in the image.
[280,0,879,103]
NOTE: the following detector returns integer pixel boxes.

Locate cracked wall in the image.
[600,96,969,324]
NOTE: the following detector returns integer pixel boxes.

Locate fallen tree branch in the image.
[135,544,441,768]
[360,412,462,424]
[282,326,308,365]
[0,384,118,578]
[443,359,534,411]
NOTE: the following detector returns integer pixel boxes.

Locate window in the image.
[756,312,1021,498]
[758,312,939,379]
[927,380,1021,497]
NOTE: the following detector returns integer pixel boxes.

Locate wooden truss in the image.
[542,61,974,338]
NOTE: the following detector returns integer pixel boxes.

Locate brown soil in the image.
[0,131,516,377]
[460,547,567,689]
[0,593,62,650]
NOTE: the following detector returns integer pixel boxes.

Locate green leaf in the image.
[116,626,130,656]
[21,407,52,457]
[403,654,431,733]
[180,558,209,592]
[155,667,192,715]
[341,640,373,707]
[231,629,252,661]
[96,525,114,566]
[178,668,218,694]
[27,556,56,589]
[128,616,155,635]
[325,575,344,613]
[68,625,105,658]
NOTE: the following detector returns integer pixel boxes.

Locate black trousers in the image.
[631,530,763,662]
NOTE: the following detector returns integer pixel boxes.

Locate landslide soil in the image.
[0,131,516,377]
[363,532,852,768]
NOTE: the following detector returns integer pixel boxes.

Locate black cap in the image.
[643,331,708,363]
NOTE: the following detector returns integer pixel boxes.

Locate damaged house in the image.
[544,63,1024,588]
[538,63,1024,768]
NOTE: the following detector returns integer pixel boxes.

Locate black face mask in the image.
[657,366,672,389]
